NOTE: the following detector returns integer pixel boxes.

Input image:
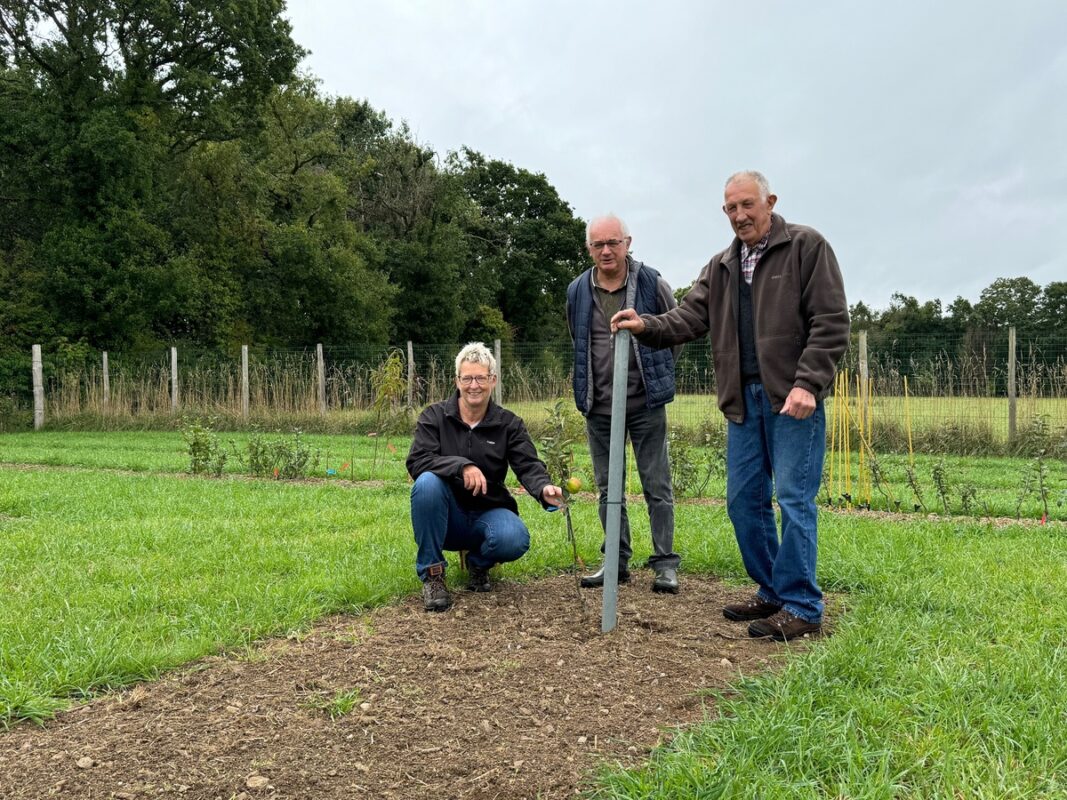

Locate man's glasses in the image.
[458,374,493,386]
[588,239,627,250]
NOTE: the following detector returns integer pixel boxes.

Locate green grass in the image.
[3,431,1063,520]
[0,461,605,726]
[2,433,1067,796]
[593,514,1067,799]
[0,430,413,482]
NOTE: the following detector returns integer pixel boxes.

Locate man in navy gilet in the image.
[566,214,681,593]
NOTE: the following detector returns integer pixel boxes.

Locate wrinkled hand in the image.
[541,484,564,507]
[780,387,816,419]
[462,464,488,496]
[610,308,645,334]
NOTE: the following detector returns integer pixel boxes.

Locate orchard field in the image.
[1,431,1065,797]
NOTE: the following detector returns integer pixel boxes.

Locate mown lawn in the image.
[2,433,1066,797]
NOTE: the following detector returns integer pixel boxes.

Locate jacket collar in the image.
[720,213,790,272]
[444,390,500,426]
[590,254,640,292]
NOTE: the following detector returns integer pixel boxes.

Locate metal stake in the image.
[602,330,631,632]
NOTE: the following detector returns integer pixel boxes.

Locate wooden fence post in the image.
[407,340,415,409]
[170,347,179,411]
[494,338,503,405]
[102,351,110,409]
[316,343,326,415]
[241,345,249,419]
[1007,326,1017,445]
[32,344,44,430]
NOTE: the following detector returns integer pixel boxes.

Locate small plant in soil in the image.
[305,688,363,720]
[538,399,586,606]
[931,459,952,514]
[958,483,978,516]
[369,349,410,473]
[906,464,927,513]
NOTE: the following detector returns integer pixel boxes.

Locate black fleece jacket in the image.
[406,393,553,514]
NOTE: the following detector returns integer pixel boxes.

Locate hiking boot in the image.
[467,563,492,592]
[722,594,782,621]
[421,575,452,612]
[652,566,679,594]
[580,565,631,588]
[747,609,821,641]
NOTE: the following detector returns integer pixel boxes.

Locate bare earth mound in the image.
[0,573,818,799]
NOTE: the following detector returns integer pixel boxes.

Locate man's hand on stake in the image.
[610,308,645,334]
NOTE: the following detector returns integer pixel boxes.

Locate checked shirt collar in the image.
[740,234,770,285]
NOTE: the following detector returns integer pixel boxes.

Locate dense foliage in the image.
[0,1,587,391]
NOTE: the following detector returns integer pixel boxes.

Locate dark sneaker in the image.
[580,565,631,588]
[422,575,452,612]
[723,594,783,621]
[747,609,821,641]
[467,564,492,593]
[652,566,679,594]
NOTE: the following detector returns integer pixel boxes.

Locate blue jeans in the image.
[726,383,825,622]
[586,406,678,570]
[410,472,531,581]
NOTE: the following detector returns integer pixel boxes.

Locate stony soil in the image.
[0,573,821,799]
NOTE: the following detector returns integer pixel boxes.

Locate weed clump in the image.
[181,417,227,477]
[238,430,320,480]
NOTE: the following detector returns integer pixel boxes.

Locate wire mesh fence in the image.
[6,330,1067,454]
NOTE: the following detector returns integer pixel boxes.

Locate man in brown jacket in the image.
[612,171,849,641]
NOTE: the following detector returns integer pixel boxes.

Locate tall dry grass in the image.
[19,338,1067,455]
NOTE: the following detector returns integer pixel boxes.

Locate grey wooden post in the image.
[102,351,110,409]
[32,344,44,430]
[241,345,249,419]
[316,343,326,415]
[1007,326,1017,444]
[602,330,631,633]
[494,339,503,405]
[170,346,178,411]
[407,340,415,409]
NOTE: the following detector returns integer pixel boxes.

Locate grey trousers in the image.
[586,406,679,569]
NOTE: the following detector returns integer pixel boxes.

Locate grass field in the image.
[2,432,1067,796]
[1,430,1062,520]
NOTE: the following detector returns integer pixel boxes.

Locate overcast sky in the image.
[283,1,1066,312]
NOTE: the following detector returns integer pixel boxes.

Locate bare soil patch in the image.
[0,573,819,799]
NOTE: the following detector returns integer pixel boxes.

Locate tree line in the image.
[0,0,586,391]
[2,2,1062,400]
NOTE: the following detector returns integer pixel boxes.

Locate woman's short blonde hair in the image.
[455,342,497,377]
